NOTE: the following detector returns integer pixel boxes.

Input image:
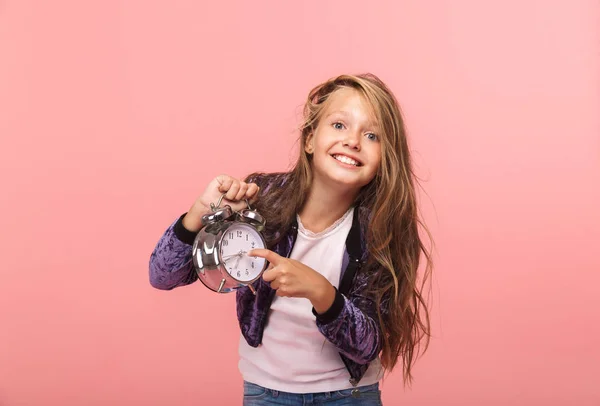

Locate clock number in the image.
[228,232,233,239]
[237,271,241,277]
[223,239,228,246]
[237,231,243,238]
[246,234,248,241]
[251,262,254,269]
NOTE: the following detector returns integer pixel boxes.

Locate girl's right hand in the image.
[182,174,260,233]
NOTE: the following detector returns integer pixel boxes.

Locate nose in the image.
[342,131,361,151]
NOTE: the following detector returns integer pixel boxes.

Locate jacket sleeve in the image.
[313,271,388,365]
[149,213,199,290]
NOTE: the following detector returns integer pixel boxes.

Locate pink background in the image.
[1,1,599,405]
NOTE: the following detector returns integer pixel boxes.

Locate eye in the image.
[332,122,345,130]
[366,132,378,141]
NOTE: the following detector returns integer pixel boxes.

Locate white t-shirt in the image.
[238,206,382,393]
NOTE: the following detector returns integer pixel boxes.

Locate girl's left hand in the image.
[248,249,336,314]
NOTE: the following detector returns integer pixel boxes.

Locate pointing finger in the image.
[248,249,282,265]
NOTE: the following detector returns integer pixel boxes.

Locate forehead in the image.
[322,87,379,127]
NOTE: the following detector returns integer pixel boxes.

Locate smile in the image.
[331,154,362,167]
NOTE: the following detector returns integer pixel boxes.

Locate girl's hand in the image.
[249,249,336,314]
[183,174,260,232]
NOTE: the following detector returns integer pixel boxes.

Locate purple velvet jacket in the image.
[149,174,387,386]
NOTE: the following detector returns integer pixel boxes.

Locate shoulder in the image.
[356,205,371,230]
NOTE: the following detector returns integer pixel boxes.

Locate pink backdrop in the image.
[1,1,599,405]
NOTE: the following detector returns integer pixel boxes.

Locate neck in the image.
[298,178,357,234]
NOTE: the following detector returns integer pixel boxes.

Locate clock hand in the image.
[222,254,242,263]
[222,250,248,262]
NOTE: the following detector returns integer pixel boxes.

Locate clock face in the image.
[219,223,266,283]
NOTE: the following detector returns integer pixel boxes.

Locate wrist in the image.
[174,213,200,245]
[182,203,210,232]
[311,280,336,315]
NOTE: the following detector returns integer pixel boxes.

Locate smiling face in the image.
[305,87,382,194]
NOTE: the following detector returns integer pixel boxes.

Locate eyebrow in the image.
[327,110,350,117]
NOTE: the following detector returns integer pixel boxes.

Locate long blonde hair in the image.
[248,73,432,384]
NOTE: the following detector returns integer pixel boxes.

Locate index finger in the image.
[248,248,281,265]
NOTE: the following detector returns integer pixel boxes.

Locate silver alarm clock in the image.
[192,194,268,294]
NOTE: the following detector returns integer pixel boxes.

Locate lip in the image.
[330,153,363,167]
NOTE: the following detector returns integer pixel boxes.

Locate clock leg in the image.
[217,278,226,293]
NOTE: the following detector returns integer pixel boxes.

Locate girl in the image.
[149,73,432,405]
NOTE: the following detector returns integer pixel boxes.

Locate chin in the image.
[326,175,369,192]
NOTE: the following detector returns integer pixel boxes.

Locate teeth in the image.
[333,154,359,166]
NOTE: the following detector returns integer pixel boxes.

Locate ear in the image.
[304,133,314,154]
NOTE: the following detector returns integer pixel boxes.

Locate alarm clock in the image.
[191,194,268,294]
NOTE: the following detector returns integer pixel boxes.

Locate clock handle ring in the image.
[211,193,253,212]
[210,193,227,212]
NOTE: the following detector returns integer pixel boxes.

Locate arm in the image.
[149,214,198,290]
[313,273,387,365]
[150,173,263,290]
[250,245,385,365]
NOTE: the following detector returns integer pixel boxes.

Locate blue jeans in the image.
[242,381,383,405]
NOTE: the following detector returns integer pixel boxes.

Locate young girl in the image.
[149,73,432,405]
